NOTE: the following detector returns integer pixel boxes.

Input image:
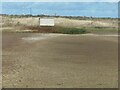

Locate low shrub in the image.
[54,27,87,34]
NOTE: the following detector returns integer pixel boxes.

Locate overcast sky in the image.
[1,2,118,18]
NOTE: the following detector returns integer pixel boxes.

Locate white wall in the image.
[40,18,54,26]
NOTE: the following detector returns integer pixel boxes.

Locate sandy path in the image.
[2,33,118,88]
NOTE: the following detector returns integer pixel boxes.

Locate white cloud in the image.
[1,0,119,2]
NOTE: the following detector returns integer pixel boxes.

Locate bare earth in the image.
[2,33,118,88]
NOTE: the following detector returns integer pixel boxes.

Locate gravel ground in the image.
[2,32,118,88]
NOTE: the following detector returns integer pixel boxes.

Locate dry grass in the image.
[2,16,118,27]
[55,18,118,28]
[1,15,118,33]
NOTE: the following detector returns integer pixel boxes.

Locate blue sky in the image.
[1,2,118,18]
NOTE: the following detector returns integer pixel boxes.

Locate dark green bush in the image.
[54,27,87,34]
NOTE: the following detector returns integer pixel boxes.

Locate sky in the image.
[1,0,119,2]
[1,2,118,18]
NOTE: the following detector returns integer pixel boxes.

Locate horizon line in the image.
[1,14,118,18]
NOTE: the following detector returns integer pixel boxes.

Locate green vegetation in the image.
[84,27,117,31]
[2,25,117,34]
[1,14,118,20]
[81,27,118,34]
[20,26,88,34]
[53,27,87,34]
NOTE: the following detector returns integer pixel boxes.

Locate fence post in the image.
[39,18,40,26]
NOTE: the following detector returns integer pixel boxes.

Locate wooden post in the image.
[39,18,40,26]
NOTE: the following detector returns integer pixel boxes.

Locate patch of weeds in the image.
[21,26,88,34]
[54,27,87,34]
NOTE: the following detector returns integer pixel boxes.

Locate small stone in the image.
[26,85,28,88]
[57,82,64,85]
[19,80,21,82]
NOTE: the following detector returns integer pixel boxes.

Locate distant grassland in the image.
[1,15,118,34]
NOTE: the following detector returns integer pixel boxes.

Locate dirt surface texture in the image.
[2,33,118,88]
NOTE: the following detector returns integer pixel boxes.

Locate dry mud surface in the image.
[2,33,118,88]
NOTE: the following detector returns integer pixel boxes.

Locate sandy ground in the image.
[2,33,118,88]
